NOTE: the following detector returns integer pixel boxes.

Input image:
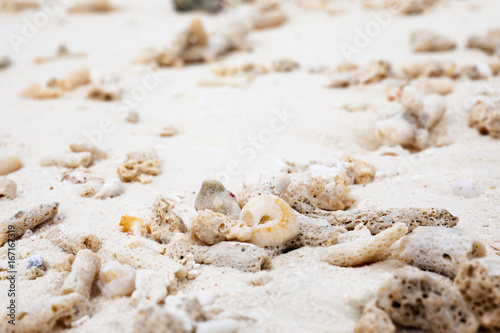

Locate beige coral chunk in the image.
[412,77,454,95]
[1,293,89,333]
[43,226,102,254]
[283,213,339,250]
[131,294,205,333]
[47,68,91,91]
[0,202,59,246]
[111,240,187,284]
[165,235,272,273]
[194,179,241,220]
[467,35,499,55]
[469,98,500,138]
[272,58,299,72]
[194,241,272,272]
[281,164,353,211]
[455,256,500,329]
[402,60,457,79]
[319,206,457,234]
[69,0,115,13]
[391,226,486,277]
[40,152,93,168]
[191,209,251,245]
[0,155,23,175]
[340,156,374,185]
[117,149,161,183]
[252,3,287,30]
[87,85,120,101]
[21,84,64,99]
[354,302,395,333]
[322,223,407,267]
[238,173,291,208]
[375,87,446,150]
[411,30,456,52]
[0,178,17,199]
[61,249,101,298]
[69,141,107,161]
[376,266,479,333]
[132,269,170,304]
[326,61,391,88]
[149,196,187,243]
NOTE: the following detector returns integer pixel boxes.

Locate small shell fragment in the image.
[98,261,136,297]
[0,155,23,175]
[0,178,17,199]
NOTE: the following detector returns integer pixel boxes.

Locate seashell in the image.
[321,223,407,267]
[0,178,17,199]
[191,209,251,245]
[159,125,178,137]
[0,155,23,175]
[455,256,500,329]
[238,173,291,208]
[95,178,124,199]
[240,195,299,247]
[98,261,136,297]
[452,180,480,198]
[194,179,241,220]
[391,226,486,277]
[410,30,456,53]
[376,266,479,333]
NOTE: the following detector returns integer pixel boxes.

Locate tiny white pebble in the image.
[452,180,480,198]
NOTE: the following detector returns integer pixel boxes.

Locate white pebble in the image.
[452,180,480,198]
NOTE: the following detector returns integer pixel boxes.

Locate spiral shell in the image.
[240,195,299,247]
[98,261,136,297]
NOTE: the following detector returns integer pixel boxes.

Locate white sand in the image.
[1,0,500,332]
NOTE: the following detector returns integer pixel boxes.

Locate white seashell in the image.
[98,261,136,297]
[452,180,480,198]
[95,178,124,199]
[240,195,299,247]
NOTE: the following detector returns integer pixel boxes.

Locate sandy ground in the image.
[1,0,500,332]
